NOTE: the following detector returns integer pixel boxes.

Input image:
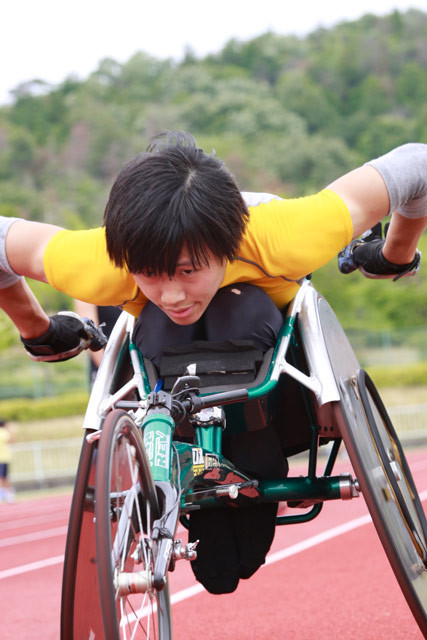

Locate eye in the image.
[136,270,160,280]
[176,264,199,277]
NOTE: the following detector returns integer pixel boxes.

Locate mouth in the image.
[162,304,195,320]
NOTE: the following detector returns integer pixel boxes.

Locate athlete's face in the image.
[132,249,226,325]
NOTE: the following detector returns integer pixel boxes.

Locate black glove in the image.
[21,312,107,362]
[338,223,421,281]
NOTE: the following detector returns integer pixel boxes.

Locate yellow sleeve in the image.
[43,227,145,315]
[246,189,353,279]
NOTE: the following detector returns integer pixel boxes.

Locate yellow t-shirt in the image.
[43,189,352,316]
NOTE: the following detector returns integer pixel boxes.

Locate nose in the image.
[160,279,186,306]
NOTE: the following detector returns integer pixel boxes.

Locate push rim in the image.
[358,370,427,561]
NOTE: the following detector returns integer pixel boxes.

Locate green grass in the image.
[14,486,74,501]
[0,346,89,400]
[0,391,89,423]
[378,386,427,406]
[366,362,427,388]
[10,415,85,443]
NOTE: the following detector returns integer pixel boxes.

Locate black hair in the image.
[104,131,249,275]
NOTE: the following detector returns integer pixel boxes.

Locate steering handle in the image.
[187,388,249,412]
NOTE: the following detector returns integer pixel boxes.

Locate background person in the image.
[0,419,15,503]
[73,301,121,387]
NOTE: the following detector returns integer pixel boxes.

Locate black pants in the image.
[134,284,288,593]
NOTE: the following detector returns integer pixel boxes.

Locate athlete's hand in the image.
[338,223,421,280]
[21,312,107,362]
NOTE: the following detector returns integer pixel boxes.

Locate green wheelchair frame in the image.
[60,279,427,640]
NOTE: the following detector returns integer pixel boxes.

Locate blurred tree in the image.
[348,75,389,116]
[355,114,415,157]
[210,32,303,85]
[277,72,338,132]
[396,62,427,108]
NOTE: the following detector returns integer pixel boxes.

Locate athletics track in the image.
[1,449,426,639]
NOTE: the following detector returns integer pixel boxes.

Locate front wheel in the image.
[95,409,172,639]
[61,435,104,639]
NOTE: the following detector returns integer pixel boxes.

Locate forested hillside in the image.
[0,8,426,342]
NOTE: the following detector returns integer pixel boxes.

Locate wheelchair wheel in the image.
[61,435,105,639]
[314,294,427,635]
[95,410,172,640]
[339,370,427,636]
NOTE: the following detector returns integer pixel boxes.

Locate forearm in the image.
[337,144,427,278]
[366,142,427,263]
[383,213,427,264]
[0,279,50,339]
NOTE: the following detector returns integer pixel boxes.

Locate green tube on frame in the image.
[142,413,174,482]
[195,424,222,454]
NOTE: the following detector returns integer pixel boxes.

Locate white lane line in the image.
[0,500,70,521]
[127,511,380,622]
[168,516,373,609]
[0,511,69,532]
[0,555,64,580]
[171,584,205,605]
[265,514,371,566]
[170,513,373,607]
[0,525,68,548]
[171,489,427,607]
[2,491,427,586]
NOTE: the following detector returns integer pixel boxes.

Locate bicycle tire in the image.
[95,409,172,640]
[61,434,105,639]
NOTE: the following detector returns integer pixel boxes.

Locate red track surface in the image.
[1,449,427,639]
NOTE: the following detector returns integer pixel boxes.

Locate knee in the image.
[209,284,281,321]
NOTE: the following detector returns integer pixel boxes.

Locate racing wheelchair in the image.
[59,278,427,639]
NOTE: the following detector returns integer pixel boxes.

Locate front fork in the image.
[141,410,223,588]
[141,411,180,589]
[142,412,175,483]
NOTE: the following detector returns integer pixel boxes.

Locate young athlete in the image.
[1,132,426,592]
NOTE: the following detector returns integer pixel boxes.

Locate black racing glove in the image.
[21,312,107,362]
[338,223,421,281]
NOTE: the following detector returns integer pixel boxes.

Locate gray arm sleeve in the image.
[365,143,427,218]
[0,216,22,288]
